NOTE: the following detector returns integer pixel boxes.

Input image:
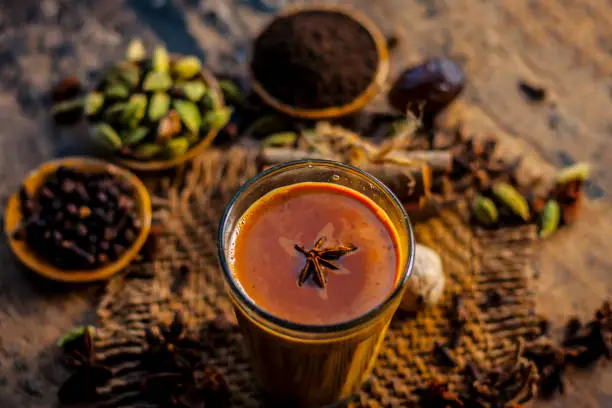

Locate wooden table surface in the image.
[0,0,611,406]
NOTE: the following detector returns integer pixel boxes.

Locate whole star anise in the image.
[142,311,202,373]
[294,236,357,288]
[57,327,113,405]
[142,366,230,408]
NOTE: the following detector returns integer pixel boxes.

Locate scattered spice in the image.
[294,236,357,289]
[413,380,463,408]
[142,311,201,373]
[12,166,141,270]
[251,9,379,109]
[518,80,546,102]
[142,366,230,408]
[57,325,112,405]
[388,58,465,125]
[561,300,611,367]
[448,293,467,348]
[434,341,459,367]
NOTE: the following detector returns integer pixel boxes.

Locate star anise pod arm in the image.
[294,236,357,289]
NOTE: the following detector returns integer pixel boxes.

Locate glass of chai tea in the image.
[218,160,415,407]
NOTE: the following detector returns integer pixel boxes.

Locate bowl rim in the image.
[4,157,152,283]
[249,4,390,119]
[91,61,225,172]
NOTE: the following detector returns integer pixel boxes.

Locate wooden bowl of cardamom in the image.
[86,41,231,171]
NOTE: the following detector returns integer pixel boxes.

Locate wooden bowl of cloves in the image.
[86,41,231,171]
[4,157,152,283]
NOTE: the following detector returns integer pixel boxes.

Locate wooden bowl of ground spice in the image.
[250,6,389,119]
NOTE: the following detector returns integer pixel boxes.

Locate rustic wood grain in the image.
[0,0,610,406]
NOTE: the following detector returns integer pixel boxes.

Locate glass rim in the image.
[217,159,415,335]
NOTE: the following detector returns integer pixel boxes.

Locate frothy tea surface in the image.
[229,182,401,325]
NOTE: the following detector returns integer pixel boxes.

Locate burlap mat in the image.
[93,147,539,407]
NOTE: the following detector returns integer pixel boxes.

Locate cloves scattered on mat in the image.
[448,293,467,348]
[140,311,231,407]
[561,301,611,367]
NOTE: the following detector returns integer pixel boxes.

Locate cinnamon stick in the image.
[258,148,431,204]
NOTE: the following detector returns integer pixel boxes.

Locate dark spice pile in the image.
[13,166,141,269]
[251,10,379,109]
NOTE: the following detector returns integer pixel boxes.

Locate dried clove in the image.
[518,81,546,102]
[448,293,467,348]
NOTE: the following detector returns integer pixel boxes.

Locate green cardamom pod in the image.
[126,39,146,62]
[200,90,218,111]
[121,127,149,146]
[218,80,245,105]
[173,56,201,79]
[201,107,232,131]
[173,100,201,134]
[153,46,170,73]
[492,182,530,221]
[103,102,128,122]
[262,132,298,147]
[142,71,172,92]
[165,137,190,158]
[471,196,498,226]
[556,162,590,185]
[93,123,122,151]
[84,92,104,116]
[105,83,129,99]
[122,93,147,126]
[134,143,163,159]
[57,326,94,347]
[157,110,182,143]
[115,62,141,89]
[540,200,560,238]
[148,92,170,121]
[181,80,207,102]
[51,99,84,115]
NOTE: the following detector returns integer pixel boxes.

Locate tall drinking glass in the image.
[218,160,415,407]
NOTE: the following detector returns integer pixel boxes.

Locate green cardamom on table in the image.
[93,123,122,151]
[540,200,560,238]
[471,195,498,226]
[148,92,170,121]
[262,132,298,147]
[173,56,201,79]
[142,71,172,92]
[556,162,590,185]
[492,182,530,221]
[165,137,190,157]
[84,92,104,116]
[173,100,201,134]
[153,46,170,73]
[126,39,146,62]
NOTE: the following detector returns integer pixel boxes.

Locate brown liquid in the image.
[230,182,400,325]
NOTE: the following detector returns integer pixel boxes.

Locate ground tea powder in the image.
[251,10,379,110]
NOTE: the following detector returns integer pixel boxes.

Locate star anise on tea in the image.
[294,236,357,289]
[57,326,113,405]
[142,365,230,408]
[142,311,202,373]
